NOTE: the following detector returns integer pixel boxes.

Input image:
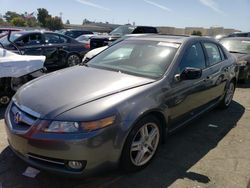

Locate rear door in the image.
[202,42,228,101]
[42,33,69,68]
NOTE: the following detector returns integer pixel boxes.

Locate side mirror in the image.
[179,67,202,81]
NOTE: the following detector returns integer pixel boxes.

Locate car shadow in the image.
[0,101,245,188]
[0,107,5,119]
[237,79,250,88]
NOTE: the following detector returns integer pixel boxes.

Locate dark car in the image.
[0,31,88,69]
[90,25,158,49]
[60,29,94,39]
[227,32,250,38]
[220,37,250,82]
[5,35,237,177]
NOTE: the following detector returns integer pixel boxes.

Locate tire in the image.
[67,54,81,67]
[120,115,162,172]
[0,91,12,107]
[219,81,235,109]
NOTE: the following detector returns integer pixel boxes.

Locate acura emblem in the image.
[14,111,22,124]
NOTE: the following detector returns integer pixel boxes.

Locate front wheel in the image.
[219,81,235,109]
[121,116,162,172]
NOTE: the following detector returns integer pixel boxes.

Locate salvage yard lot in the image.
[0,82,250,188]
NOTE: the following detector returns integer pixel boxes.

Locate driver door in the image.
[166,42,213,130]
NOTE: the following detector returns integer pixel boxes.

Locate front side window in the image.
[179,43,206,72]
[204,43,222,65]
[16,33,42,46]
[88,40,179,79]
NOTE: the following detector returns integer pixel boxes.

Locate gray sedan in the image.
[4,35,237,176]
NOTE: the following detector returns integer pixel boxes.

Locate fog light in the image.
[68,161,83,170]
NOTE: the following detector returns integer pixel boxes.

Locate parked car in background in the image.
[220,37,250,82]
[0,48,45,106]
[0,28,22,38]
[227,32,250,38]
[0,31,89,70]
[5,35,237,176]
[59,29,94,39]
[82,34,150,64]
[90,25,158,49]
[76,34,95,49]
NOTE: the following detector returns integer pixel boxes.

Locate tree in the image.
[82,18,91,24]
[0,18,5,25]
[37,8,50,27]
[26,17,38,27]
[191,30,202,36]
[4,11,21,23]
[11,17,26,27]
[66,19,70,24]
[45,16,63,30]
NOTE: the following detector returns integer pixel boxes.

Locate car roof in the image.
[221,37,250,41]
[124,34,208,44]
[11,30,64,35]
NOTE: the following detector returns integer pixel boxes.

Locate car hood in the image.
[231,52,249,60]
[14,66,155,119]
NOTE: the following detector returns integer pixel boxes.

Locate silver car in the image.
[4,35,237,176]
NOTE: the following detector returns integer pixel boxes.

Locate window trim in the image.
[177,42,207,74]
[202,41,225,67]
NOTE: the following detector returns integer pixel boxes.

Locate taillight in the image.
[84,43,90,49]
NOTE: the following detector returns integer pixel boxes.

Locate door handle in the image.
[204,76,211,82]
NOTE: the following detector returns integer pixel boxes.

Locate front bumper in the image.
[4,103,124,176]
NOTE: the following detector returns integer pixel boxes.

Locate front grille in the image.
[9,104,37,133]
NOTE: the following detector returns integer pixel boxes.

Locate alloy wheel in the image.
[225,82,235,106]
[0,95,10,106]
[68,55,81,67]
[130,122,160,166]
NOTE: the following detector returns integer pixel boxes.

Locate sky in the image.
[0,0,250,31]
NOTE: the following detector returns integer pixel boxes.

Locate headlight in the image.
[43,116,116,133]
[43,121,80,133]
[238,60,248,66]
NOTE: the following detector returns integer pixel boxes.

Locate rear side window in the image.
[179,43,206,72]
[203,43,222,66]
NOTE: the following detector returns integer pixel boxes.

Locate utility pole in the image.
[59,12,63,20]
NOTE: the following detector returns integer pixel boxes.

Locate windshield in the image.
[110,26,135,36]
[0,32,22,45]
[88,40,179,79]
[220,39,250,54]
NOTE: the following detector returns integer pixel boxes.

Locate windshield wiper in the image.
[229,51,247,54]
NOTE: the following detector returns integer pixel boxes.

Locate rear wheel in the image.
[67,54,81,67]
[121,116,162,172]
[219,81,235,109]
[0,91,12,107]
